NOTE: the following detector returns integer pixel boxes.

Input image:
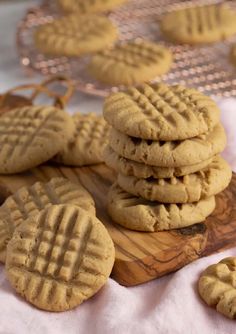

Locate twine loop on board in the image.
[0,75,75,110]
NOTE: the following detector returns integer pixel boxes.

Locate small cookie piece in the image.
[6,204,115,311]
[0,105,75,174]
[117,156,232,203]
[58,0,127,14]
[54,113,110,166]
[230,44,236,66]
[107,183,216,231]
[0,177,95,264]
[161,4,236,45]
[110,124,226,167]
[104,145,213,179]
[34,14,118,57]
[198,257,236,319]
[104,83,220,140]
[88,41,172,86]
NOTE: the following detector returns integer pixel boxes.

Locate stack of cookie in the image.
[104,82,232,232]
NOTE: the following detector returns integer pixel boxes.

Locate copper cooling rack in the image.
[17,0,236,97]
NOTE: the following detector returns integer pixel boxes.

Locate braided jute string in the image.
[0,75,75,109]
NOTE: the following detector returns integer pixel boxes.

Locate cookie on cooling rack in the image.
[161,4,236,44]
[54,112,110,166]
[88,41,172,86]
[58,0,127,14]
[107,183,216,232]
[117,156,232,203]
[0,177,95,264]
[34,14,118,57]
[198,257,236,319]
[6,204,115,311]
[104,83,220,140]
[0,105,75,174]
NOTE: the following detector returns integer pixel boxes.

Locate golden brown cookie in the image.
[107,183,216,231]
[88,41,172,86]
[34,14,118,57]
[104,145,213,179]
[58,0,127,14]
[109,124,226,167]
[161,4,236,45]
[198,257,236,319]
[0,177,95,264]
[117,156,232,203]
[6,204,115,311]
[0,105,75,174]
[54,112,110,166]
[104,83,220,140]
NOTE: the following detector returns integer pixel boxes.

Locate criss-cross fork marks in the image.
[9,205,105,305]
[37,15,116,45]
[0,177,93,241]
[105,83,218,140]
[98,42,168,67]
[74,113,110,142]
[182,5,229,35]
[0,106,65,158]
[126,84,215,119]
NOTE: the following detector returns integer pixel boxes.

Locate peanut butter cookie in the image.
[35,14,118,56]
[104,83,220,140]
[107,183,215,231]
[161,4,236,44]
[55,113,110,166]
[89,41,172,86]
[117,156,232,203]
[199,257,236,319]
[6,204,115,311]
[104,145,213,179]
[0,105,75,174]
[109,124,226,167]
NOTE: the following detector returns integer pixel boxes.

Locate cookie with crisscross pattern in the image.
[199,257,236,319]
[107,183,216,231]
[0,105,75,174]
[161,4,236,44]
[117,156,232,203]
[89,41,172,86]
[55,112,110,166]
[58,0,127,14]
[0,177,95,263]
[104,83,220,140]
[34,14,118,57]
[6,204,115,311]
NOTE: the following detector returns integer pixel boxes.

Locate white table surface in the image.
[1,2,236,334]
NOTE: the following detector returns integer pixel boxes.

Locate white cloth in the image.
[0,2,236,334]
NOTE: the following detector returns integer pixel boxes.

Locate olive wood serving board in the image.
[0,164,235,287]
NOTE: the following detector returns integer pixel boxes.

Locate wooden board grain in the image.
[0,164,235,286]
